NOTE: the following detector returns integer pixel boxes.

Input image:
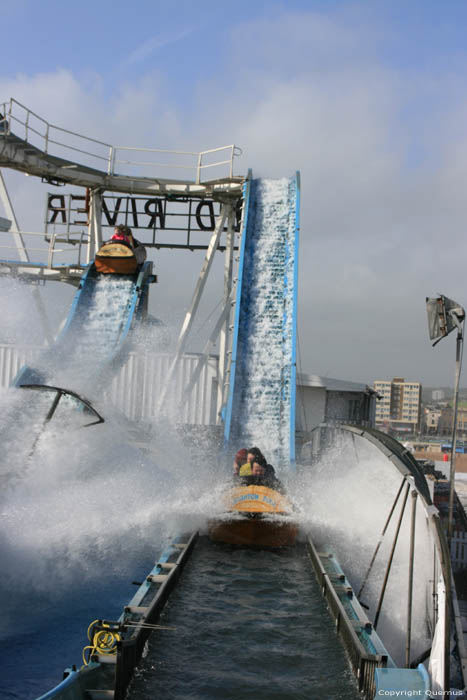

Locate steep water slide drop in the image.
[13,262,154,394]
[224,175,300,469]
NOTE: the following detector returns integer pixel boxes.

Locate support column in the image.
[405,489,417,667]
[216,202,235,423]
[0,169,54,345]
[0,170,27,262]
[87,188,103,263]
[156,206,227,412]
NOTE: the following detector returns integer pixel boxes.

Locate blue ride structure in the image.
[223,173,300,470]
[12,261,155,390]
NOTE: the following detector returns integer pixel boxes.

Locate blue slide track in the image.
[224,173,300,470]
[13,261,154,390]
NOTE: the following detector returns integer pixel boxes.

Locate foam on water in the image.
[62,275,135,362]
[0,272,229,607]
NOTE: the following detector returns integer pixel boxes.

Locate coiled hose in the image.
[82,619,121,666]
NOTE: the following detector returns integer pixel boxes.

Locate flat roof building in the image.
[374,377,422,435]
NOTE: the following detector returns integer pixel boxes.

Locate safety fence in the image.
[0,345,219,426]
[0,98,241,184]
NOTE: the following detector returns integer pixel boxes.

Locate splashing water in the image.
[23,275,137,395]
[290,432,434,667]
[0,304,229,700]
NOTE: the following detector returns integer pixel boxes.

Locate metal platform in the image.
[0,99,243,197]
[0,259,85,284]
[0,99,245,288]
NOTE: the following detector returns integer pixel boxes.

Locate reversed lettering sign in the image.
[46,193,242,250]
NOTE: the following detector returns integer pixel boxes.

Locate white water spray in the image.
[233,177,297,469]
[291,432,434,667]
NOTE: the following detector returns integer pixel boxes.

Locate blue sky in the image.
[3,1,467,77]
[2,0,467,385]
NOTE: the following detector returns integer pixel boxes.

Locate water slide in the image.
[13,261,154,391]
[224,174,300,469]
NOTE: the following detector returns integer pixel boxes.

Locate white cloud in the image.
[125,28,196,66]
[1,9,467,384]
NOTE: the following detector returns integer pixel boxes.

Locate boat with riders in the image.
[209,447,299,547]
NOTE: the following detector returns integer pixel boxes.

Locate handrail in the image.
[1,98,241,184]
[309,422,452,692]
[114,533,198,699]
[0,228,88,269]
[307,536,387,699]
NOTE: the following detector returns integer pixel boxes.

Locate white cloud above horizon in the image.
[1,7,467,386]
[124,27,197,67]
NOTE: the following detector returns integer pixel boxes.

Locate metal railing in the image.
[0,98,241,184]
[0,228,88,268]
[307,536,387,699]
[114,533,198,700]
[307,422,452,691]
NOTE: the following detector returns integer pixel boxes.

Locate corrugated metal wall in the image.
[104,352,219,424]
[0,345,39,385]
[0,344,219,426]
[0,345,375,431]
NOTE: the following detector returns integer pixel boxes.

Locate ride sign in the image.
[45,192,242,250]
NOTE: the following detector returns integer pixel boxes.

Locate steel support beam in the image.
[87,188,103,263]
[0,169,27,262]
[156,206,227,411]
[216,204,236,422]
[182,303,232,402]
[0,169,54,345]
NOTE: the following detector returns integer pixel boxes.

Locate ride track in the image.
[12,261,155,391]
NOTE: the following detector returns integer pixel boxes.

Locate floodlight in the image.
[426,295,465,346]
[427,293,465,543]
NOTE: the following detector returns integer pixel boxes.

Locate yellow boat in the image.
[208,483,298,547]
[95,241,146,274]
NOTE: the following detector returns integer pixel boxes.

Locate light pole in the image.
[426,295,465,543]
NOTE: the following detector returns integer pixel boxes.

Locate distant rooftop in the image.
[297,373,373,393]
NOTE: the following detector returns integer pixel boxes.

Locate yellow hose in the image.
[82,619,121,666]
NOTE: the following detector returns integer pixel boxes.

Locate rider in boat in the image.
[233,449,248,477]
[243,456,284,492]
[239,446,265,476]
[111,224,133,247]
[109,225,146,264]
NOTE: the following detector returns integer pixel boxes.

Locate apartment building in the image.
[423,406,442,434]
[438,406,467,438]
[373,377,422,434]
